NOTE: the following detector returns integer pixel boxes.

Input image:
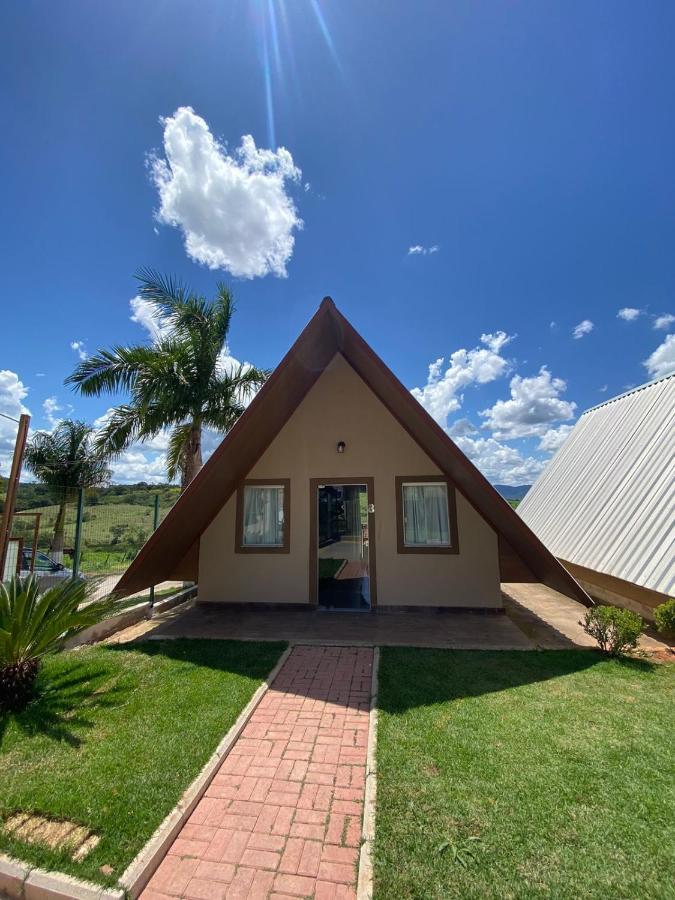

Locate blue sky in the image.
[1,0,674,485]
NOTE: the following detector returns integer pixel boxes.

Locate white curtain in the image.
[403,484,449,546]
[243,486,284,546]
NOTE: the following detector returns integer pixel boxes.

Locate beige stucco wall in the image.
[199,353,502,608]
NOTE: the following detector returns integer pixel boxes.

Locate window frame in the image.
[235,478,291,554]
[395,475,459,555]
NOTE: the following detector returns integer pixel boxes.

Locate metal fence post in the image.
[72,487,85,579]
[149,492,160,613]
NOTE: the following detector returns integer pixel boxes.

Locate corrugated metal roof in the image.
[518,373,675,596]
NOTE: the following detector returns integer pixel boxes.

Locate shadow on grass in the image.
[1,639,286,751]
[107,637,288,680]
[0,659,130,748]
[377,648,659,713]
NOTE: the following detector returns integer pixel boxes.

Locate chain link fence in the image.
[1,481,181,598]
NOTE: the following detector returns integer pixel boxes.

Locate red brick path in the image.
[142,645,373,899]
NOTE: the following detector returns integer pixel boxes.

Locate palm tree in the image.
[24,420,112,561]
[66,270,268,489]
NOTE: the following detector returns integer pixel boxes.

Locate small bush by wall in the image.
[654,599,675,636]
[582,605,643,656]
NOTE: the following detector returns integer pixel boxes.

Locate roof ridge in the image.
[582,371,674,416]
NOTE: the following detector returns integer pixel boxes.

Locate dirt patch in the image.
[3,812,99,861]
[640,647,675,663]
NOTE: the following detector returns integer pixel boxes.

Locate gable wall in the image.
[199,353,501,608]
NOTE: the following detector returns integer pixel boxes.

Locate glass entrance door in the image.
[317,483,370,609]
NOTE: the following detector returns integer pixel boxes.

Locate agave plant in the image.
[0,575,128,712]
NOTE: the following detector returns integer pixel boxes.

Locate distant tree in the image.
[24,420,111,560]
[66,270,268,489]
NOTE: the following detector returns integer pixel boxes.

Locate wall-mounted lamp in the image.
[336,441,346,454]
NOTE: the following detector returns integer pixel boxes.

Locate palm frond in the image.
[134,267,188,315]
[24,420,111,490]
[209,284,235,349]
[66,345,161,396]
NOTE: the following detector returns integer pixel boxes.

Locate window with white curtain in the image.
[242,484,285,547]
[401,482,451,547]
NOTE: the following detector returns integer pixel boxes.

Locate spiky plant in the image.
[24,420,112,559]
[0,575,129,711]
[66,270,269,489]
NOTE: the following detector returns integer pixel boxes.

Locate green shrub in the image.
[654,599,675,635]
[582,605,643,656]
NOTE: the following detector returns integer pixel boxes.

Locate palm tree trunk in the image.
[180,425,203,491]
[50,501,67,563]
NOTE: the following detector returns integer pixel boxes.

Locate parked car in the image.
[20,549,83,585]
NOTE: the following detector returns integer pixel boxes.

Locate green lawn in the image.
[374,649,674,899]
[318,557,345,580]
[0,639,286,886]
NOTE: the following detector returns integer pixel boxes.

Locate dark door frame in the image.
[309,476,377,608]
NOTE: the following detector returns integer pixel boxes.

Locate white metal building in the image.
[518,374,674,619]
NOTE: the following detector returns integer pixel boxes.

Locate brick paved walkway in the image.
[142,645,373,900]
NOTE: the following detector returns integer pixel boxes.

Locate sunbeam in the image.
[252,0,343,149]
[308,0,343,74]
[262,32,276,146]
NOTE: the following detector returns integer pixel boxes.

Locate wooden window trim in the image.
[235,478,291,554]
[395,475,459,555]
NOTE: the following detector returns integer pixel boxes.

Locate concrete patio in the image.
[140,603,533,649]
[110,582,672,654]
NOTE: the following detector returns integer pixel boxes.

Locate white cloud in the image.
[42,396,70,430]
[599,384,608,393]
[480,367,576,440]
[617,307,641,322]
[70,340,87,360]
[447,418,478,438]
[149,106,303,278]
[654,313,675,330]
[453,434,547,486]
[572,319,594,339]
[644,333,675,379]
[538,424,574,452]
[407,244,439,256]
[410,331,515,428]
[0,370,30,477]
[94,419,228,485]
[108,450,170,485]
[129,296,174,343]
[93,407,171,484]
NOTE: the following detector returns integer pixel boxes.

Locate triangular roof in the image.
[116,298,590,605]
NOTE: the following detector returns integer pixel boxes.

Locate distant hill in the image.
[1,480,180,512]
[493,484,531,502]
